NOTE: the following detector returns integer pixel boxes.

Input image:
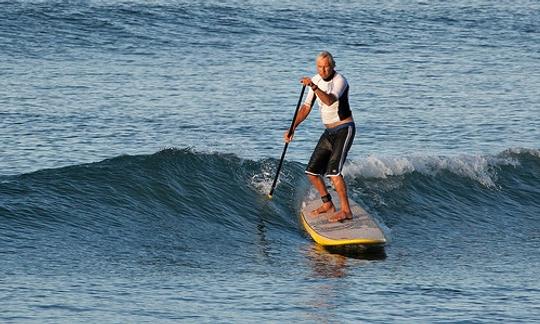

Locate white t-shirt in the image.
[304,72,351,124]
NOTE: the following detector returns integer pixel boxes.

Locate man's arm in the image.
[300,77,337,106]
[311,87,336,106]
[284,104,312,143]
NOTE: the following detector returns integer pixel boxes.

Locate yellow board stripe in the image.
[301,212,386,246]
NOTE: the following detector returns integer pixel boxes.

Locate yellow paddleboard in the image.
[300,190,386,248]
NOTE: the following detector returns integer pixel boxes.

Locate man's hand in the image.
[300,77,314,88]
[283,130,294,143]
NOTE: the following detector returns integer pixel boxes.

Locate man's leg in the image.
[307,173,335,216]
[328,175,353,222]
[305,130,334,216]
[325,124,355,222]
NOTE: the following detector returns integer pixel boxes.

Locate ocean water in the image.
[1,0,539,322]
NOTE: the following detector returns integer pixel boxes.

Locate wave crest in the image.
[344,148,538,187]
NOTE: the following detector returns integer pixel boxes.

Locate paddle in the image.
[268,85,307,199]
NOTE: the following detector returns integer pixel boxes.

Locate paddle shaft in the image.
[268,85,306,198]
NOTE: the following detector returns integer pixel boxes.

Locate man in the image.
[284,51,355,223]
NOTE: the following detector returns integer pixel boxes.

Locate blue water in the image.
[1,1,539,322]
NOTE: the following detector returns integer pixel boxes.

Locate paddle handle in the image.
[268,85,307,198]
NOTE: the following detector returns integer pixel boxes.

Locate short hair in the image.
[317,51,336,67]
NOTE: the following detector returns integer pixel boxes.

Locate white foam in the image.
[502,147,540,158]
[343,151,522,188]
[250,160,282,196]
[250,171,275,195]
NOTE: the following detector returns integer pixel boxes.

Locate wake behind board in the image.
[301,190,386,248]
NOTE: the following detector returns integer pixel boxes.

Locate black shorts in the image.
[305,122,355,177]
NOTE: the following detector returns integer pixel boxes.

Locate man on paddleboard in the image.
[284,51,355,223]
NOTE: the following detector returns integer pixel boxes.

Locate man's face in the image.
[316,57,334,80]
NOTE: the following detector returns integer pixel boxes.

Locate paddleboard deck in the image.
[300,190,386,247]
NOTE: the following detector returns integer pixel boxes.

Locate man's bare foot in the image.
[328,210,353,223]
[310,202,335,217]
